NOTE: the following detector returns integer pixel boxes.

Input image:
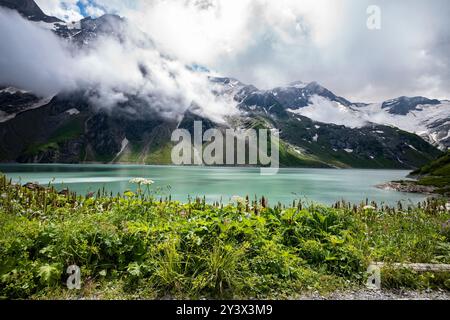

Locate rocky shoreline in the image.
[376,181,437,195]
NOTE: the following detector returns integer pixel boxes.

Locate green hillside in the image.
[411,151,450,195]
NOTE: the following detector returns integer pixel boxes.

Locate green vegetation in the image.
[278,118,442,169]
[278,142,331,168]
[113,140,174,165]
[0,175,449,300]
[412,151,450,195]
[24,116,85,157]
[142,143,174,165]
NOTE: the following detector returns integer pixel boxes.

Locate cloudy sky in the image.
[21,0,450,102]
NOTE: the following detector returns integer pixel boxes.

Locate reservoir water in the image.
[0,164,427,205]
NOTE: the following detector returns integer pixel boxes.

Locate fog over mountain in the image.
[0,6,237,123]
[34,0,450,102]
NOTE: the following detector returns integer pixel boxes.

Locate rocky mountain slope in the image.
[0,0,447,169]
[285,90,449,150]
[0,0,61,22]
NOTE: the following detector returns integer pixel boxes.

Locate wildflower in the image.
[129,178,155,186]
[231,195,246,205]
[446,202,450,212]
[124,190,135,198]
[363,205,376,210]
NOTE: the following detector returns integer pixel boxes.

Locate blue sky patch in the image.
[76,0,110,17]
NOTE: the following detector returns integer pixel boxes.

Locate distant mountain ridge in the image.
[0,0,447,169]
[214,76,449,150]
[382,96,441,115]
[0,0,62,22]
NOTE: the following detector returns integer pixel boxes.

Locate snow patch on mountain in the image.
[117,138,129,156]
[287,95,367,128]
[289,81,308,89]
[0,110,14,123]
[65,108,80,116]
[359,102,450,149]
[287,95,449,149]
[0,96,52,123]
[0,87,29,94]
[32,20,61,31]
[312,134,319,142]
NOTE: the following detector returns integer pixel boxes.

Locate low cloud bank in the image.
[0,7,238,123]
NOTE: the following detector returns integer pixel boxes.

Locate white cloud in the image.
[0,7,238,123]
[7,0,450,103]
[88,0,449,102]
[0,8,76,94]
[35,0,83,21]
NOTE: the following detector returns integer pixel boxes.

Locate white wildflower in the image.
[363,205,376,210]
[231,195,246,204]
[446,202,450,212]
[129,178,155,186]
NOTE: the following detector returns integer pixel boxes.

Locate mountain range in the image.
[0,0,448,169]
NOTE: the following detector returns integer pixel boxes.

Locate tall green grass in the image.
[0,175,449,299]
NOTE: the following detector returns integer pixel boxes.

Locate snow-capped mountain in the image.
[271,81,353,109]
[0,0,129,47]
[212,76,449,149]
[381,96,441,115]
[286,93,449,150]
[214,78,450,149]
[0,0,447,168]
[60,14,129,46]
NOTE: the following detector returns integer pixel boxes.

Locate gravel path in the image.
[299,289,450,300]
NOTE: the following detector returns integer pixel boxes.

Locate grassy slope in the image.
[411,151,450,195]
[0,176,449,299]
[116,141,216,166]
[24,115,86,158]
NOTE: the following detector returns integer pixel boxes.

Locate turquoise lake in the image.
[0,164,427,205]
